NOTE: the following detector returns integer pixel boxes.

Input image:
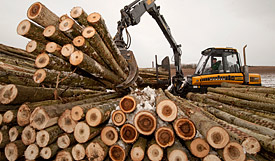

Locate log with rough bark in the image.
[155,123,175,148]
[130,136,147,161]
[85,136,109,161]
[112,110,126,126]
[21,125,36,145]
[119,95,138,113]
[3,110,17,124]
[24,143,40,160]
[70,7,89,27]
[26,40,46,56]
[4,140,26,161]
[0,129,9,148]
[120,123,139,144]
[61,44,77,58]
[9,126,24,142]
[57,133,75,149]
[27,2,60,28]
[0,43,36,60]
[185,137,210,158]
[43,25,72,45]
[173,117,196,140]
[82,26,127,80]
[221,82,267,89]
[40,143,59,159]
[147,138,163,161]
[167,140,188,161]
[55,146,74,161]
[69,50,122,85]
[220,142,246,161]
[109,140,131,161]
[36,125,63,147]
[101,125,119,146]
[155,88,177,122]
[17,19,48,44]
[0,53,35,69]
[134,110,157,135]
[74,121,102,143]
[58,109,77,133]
[59,18,82,39]
[45,42,64,59]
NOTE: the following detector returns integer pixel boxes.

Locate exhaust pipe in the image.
[243,45,249,84]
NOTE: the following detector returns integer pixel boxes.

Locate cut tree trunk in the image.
[167,140,188,161]
[55,146,74,161]
[155,88,177,122]
[120,123,139,144]
[43,25,72,45]
[4,140,27,161]
[185,137,210,158]
[59,18,82,39]
[45,42,64,59]
[0,54,35,69]
[27,2,59,28]
[69,50,122,85]
[221,142,246,161]
[58,109,77,133]
[74,121,102,143]
[155,124,175,148]
[72,143,90,161]
[57,133,75,149]
[40,142,59,159]
[87,12,129,73]
[134,110,157,135]
[130,136,147,161]
[100,125,119,146]
[85,136,109,161]
[0,129,9,148]
[3,110,17,124]
[9,126,24,142]
[119,95,138,113]
[173,117,196,140]
[112,110,126,126]
[147,138,163,161]
[17,19,48,44]
[203,154,221,161]
[82,26,127,80]
[24,144,40,160]
[26,40,46,56]
[0,44,36,60]
[109,140,131,161]
[70,7,89,27]
[61,44,77,58]
[36,125,63,147]
[21,125,36,145]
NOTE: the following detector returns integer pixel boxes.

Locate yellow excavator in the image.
[114,0,261,96]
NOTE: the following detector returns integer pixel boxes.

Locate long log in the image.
[4,140,27,161]
[70,7,89,27]
[220,142,246,161]
[3,110,17,124]
[61,44,77,58]
[130,136,147,161]
[9,126,24,142]
[55,146,73,161]
[185,137,210,158]
[221,82,266,89]
[40,142,59,159]
[0,53,35,69]
[74,121,102,143]
[59,18,82,39]
[167,140,188,161]
[17,19,48,44]
[87,13,129,73]
[120,123,139,144]
[101,125,119,146]
[155,88,177,122]
[155,123,175,148]
[0,129,9,148]
[147,138,163,161]
[85,136,109,161]
[134,110,157,135]
[0,44,36,60]
[36,125,63,147]
[43,25,72,45]
[109,140,131,161]
[112,110,126,126]
[24,144,40,160]
[82,26,127,80]
[58,109,77,133]
[27,2,60,28]
[26,40,46,56]
[21,125,36,145]
[69,50,122,85]
[57,133,75,149]
[45,42,64,59]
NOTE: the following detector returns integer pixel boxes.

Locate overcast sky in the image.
[0,0,274,67]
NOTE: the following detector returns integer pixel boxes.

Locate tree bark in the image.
[109,140,131,161]
[36,125,63,147]
[21,125,36,145]
[59,18,82,39]
[120,123,139,144]
[130,136,147,161]
[17,19,48,44]
[87,13,129,73]
[147,138,163,161]
[27,2,60,28]
[74,121,102,143]
[43,25,72,45]
[24,143,40,160]
[4,140,27,161]
[57,133,76,149]
[82,26,127,80]
[167,140,188,161]
[9,126,24,142]
[0,129,9,148]
[112,110,126,126]
[26,40,46,56]
[85,136,109,161]
[0,54,35,69]
[70,7,89,27]
[58,109,77,133]
[100,125,119,146]
[134,110,157,135]
[40,142,59,159]
[119,95,138,113]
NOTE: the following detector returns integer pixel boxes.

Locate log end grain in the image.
[0,84,18,104]
[190,138,210,158]
[61,44,75,57]
[3,110,15,123]
[86,141,108,161]
[70,7,84,18]
[101,126,118,146]
[203,154,221,161]
[131,146,144,161]
[206,126,229,149]
[58,109,77,133]
[112,110,126,126]
[33,69,46,84]
[70,50,83,66]
[46,42,60,53]
[26,40,37,52]
[59,18,74,32]
[173,118,196,140]
[156,99,177,122]
[155,127,175,148]
[109,145,126,161]
[22,125,36,145]
[86,108,103,127]
[40,147,52,159]
[59,14,70,23]
[223,142,246,161]
[9,127,19,142]
[29,107,49,130]
[36,129,50,147]
[119,95,136,113]
[241,137,261,155]
[74,122,90,143]
[87,12,101,24]
[56,150,73,161]
[17,19,31,36]
[24,144,39,160]
[120,124,138,144]
[71,105,84,121]
[73,36,85,47]
[27,2,42,19]
[35,52,50,68]
[17,104,31,126]
[5,142,19,161]
[82,26,96,39]
[72,144,86,161]
[168,149,188,161]
[0,114,2,126]
[57,133,71,149]
[147,144,163,161]
[134,111,156,135]
[43,25,56,37]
